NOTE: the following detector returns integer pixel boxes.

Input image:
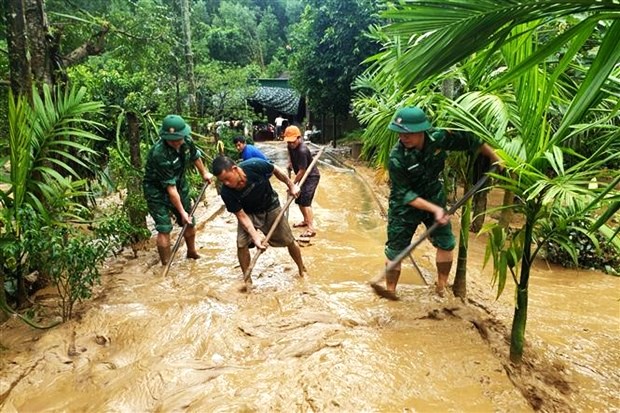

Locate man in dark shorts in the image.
[283,125,321,238]
[143,114,211,265]
[211,156,308,278]
[384,106,501,297]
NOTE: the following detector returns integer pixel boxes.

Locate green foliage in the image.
[196,61,260,120]
[541,215,620,275]
[338,128,365,144]
[289,0,381,120]
[202,1,287,69]
[483,226,523,299]
[0,206,39,282]
[357,0,620,363]
[25,224,109,321]
[93,206,151,256]
[0,85,105,311]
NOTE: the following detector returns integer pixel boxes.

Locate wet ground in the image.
[1,142,618,412]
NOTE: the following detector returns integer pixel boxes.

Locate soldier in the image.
[384,106,501,297]
[143,114,211,265]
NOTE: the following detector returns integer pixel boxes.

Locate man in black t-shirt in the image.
[212,156,308,278]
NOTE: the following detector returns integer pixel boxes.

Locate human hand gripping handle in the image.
[434,206,451,226]
[288,182,301,198]
[241,147,326,290]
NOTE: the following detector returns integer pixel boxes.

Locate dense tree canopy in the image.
[288,0,381,121]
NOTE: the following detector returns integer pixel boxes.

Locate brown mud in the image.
[1,142,618,412]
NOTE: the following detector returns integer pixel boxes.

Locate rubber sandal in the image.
[293,222,308,228]
[300,230,316,238]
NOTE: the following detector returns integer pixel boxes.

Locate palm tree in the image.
[0,85,104,313]
[354,0,620,362]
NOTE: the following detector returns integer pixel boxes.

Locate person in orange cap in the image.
[283,125,321,238]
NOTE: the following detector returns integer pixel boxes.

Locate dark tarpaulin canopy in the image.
[249,79,301,116]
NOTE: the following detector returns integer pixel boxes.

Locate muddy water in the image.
[1,142,618,412]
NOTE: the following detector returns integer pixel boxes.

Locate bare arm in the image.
[479,143,503,170]
[272,165,299,197]
[293,168,305,184]
[193,158,212,182]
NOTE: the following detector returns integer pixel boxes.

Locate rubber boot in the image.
[157,245,171,266]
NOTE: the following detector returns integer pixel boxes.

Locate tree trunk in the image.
[470,155,491,233]
[25,0,55,86]
[4,0,56,96]
[16,263,28,309]
[179,0,197,116]
[4,0,32,95]
[509,217,534,363]
[331,109,337,148]
[125,112,148,236]
[499,189,514,228]
[4,0,110,97]
[453,159,474,298]
[0,270,9,323]
[175,71,182,114]
[127,112,142,168]
[441,78,455,99]
[453,195,472,298]
[470,190,489,232]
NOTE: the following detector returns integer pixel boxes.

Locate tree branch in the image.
[61,23,110,67]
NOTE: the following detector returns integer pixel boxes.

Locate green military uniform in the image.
[385,128,482,260]
[143,137,202,233]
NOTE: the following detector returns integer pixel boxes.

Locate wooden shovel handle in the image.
[370,166,497,285]
[243,147,326,285]
[162,181,210,277]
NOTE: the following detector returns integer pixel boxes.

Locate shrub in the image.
[25,225,110,321]
[542,219,620,275]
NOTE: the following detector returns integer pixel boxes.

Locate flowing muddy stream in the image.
[1,142,618,412]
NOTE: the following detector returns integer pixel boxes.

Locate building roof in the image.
[249,78,301,115]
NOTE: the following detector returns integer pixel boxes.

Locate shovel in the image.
[370,166,497,300]
[162,180,210,277]
[241,146,325,291]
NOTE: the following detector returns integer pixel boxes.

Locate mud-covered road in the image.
[1,142,618,412]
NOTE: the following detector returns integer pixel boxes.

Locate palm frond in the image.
[554,20,620,141]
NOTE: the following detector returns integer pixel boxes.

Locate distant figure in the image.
[233,136,269,162]
[283,125,320,238]
[303,123,318,141]
[275,115,286,139]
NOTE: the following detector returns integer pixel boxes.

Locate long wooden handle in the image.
[162,180,210,277]
[243,146,325,285]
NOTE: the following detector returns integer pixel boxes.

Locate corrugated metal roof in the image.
[249,85,301,115]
